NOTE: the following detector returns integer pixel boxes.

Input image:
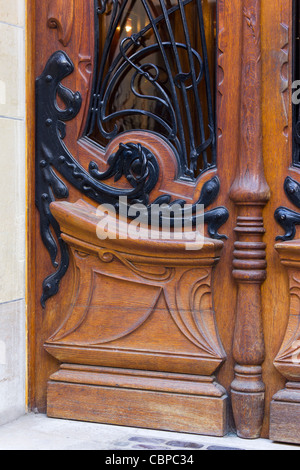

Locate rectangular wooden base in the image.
[47,365,228,437]
[270,400,300,444]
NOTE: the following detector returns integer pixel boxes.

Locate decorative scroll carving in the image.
[35,51,159,306]
[293,0,300,164]
[36,50,229,306]
[229,0,270,439]
[274,267,300,375]
[47,0,75,47]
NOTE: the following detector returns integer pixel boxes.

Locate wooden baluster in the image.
[229,0,270,439]
[269,242,300,445]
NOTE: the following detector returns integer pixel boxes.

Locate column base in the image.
[231,365,265,439]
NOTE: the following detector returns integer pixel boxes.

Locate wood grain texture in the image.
[270,400,300,444]
[44,198,228,435]
[26,0,37,412]
[47,0,75,47]
[30,0,98,413]
[213,0,241,434]
[229,0,270,439]
[47,378,228,436]
[273,242,300,382]
[269,241,300,444]
[29,0,225,416]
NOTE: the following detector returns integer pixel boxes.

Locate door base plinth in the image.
[47,364,228,437]
[270,385,300,445]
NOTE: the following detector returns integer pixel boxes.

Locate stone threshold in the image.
[0,413,298,451]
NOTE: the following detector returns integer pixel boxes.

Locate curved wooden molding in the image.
[47,0,75,47]
[44,198,228,435]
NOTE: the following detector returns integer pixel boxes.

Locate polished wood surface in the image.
[48,367,227,436]
[27,0,300,442]
[26,0,36,411]
[269,241,300,444]
[229,0,270,439]
[45,198,228,435]
[213,0,295,439]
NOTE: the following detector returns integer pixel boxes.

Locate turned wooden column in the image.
[229,0,270,439]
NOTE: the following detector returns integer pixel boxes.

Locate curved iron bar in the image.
[87,0,216,178]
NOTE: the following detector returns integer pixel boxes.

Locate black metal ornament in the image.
[275,4,300,241]
[36,50,228,306]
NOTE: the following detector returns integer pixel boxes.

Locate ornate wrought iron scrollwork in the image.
[36,48,228,306]
[293,0,300,165]
[275,176,300,241]
[87,0,216,178]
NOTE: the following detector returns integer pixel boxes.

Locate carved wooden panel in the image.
[44,199,228,435]
[30,0,231,436]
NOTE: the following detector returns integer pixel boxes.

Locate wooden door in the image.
[26,0,300,443]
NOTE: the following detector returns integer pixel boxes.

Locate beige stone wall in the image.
[0,0,26,424]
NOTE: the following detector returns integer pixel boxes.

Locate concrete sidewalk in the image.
[0,413,298,450]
